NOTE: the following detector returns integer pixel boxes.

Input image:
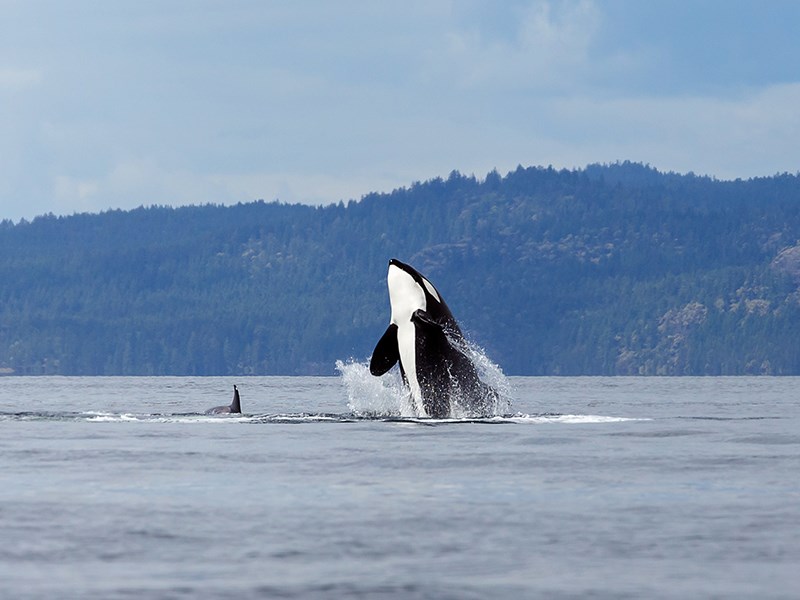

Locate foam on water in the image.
[506,414,650,424]
[0,409,645,425]
[84,412,143,422]
[84,413,254,424]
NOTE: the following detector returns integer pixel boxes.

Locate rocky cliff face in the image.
[772,244,800,285]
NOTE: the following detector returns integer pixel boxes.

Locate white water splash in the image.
[336,338,513,419]
[455,336,513,417]
[336,359,417,417]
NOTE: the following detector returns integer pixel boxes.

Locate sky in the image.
[2,0,800,221]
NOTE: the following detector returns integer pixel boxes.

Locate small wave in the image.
[85,413,143,422]
[0,411,256,424]
[102,413,260,424]
[677,415,782,421]
[249,412,356,424]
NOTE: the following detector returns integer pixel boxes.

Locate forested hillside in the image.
[2,162,800,375]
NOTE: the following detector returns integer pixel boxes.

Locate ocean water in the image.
[0,373,798,599]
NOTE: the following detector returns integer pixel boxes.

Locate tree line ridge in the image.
[2,162,799,375]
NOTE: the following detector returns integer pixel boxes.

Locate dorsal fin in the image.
[230,385,241,413]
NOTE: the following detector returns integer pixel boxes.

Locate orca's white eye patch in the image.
[421,277,441,303]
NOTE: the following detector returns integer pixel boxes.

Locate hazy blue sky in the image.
[2,1,799,221]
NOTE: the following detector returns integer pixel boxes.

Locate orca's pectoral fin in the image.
[410,309,440,329]
[370,324,399,376]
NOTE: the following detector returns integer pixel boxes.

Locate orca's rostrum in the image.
[369,259,498,418]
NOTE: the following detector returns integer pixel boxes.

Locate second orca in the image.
[206,385,242,415]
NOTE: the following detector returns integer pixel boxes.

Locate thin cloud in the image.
[443,0,602,91]
[0,67,42,91]
[542,82,800,178]
[2,2,800,221]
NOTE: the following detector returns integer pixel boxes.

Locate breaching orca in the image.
[205,385,242,415]
[369,259,497,418]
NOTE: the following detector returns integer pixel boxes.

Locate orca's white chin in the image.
[387,263,426,326]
